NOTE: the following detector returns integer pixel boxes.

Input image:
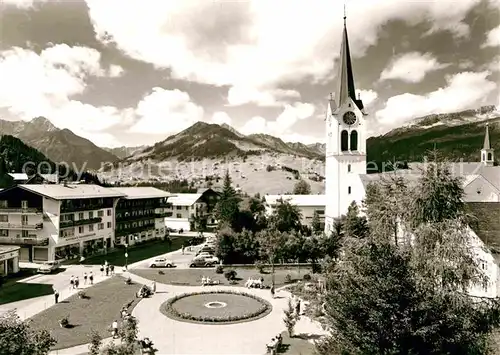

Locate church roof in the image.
[466,202,500,254]
[332,17,364,112]
[484,123,492,150]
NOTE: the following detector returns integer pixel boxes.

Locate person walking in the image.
[83,272,88,285]
[54,288,59,304]
[111,320,118,338]
[110,265,115,275]
[100,264,104,276]
[295,299,301,317]
[270,285,275,299]
[152,281,156,294]
[181,245,185,255]
[69,275,74,290]
[105,265,109,276]
[89,271,94,285]
[74,276,80,289]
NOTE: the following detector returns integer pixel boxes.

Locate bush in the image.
[312,262,322,274]
[255,261,265,274]
[303,274,311,281]
[215,265,224,274]
[224,270,237,281]
[59,315,69,327]
[284,274,292,284]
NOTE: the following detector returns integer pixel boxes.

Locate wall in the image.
[464,177,500,202]
[265,203,325,227]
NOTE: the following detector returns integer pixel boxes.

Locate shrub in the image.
[255,261,265,274]
[312,262,322,274]
[224,270,237,281]
[59,315,69,327]
[215,265,224,274]
[284,274,292,284]
[303,274,312,281]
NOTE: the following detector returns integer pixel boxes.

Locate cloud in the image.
[227,87,300,106]
[108,64,124,77]
[2,0,52,8]
[379,52,450,83]
[375,71,497,130]
[86,0,481,96]
[211,111,232,125]
[128,88,204,134]
[240,102,316,142]
[483,25,500,48]
[357,89,378,107]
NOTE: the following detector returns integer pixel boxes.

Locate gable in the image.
[463,175,500,202]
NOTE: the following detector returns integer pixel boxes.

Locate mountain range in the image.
[0,117,119,170]
[0,105,498,192]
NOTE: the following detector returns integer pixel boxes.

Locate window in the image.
[350,130,358,151]
[0,229,7,236]
[176,213,182,218]
[488,152,493,161]
[79,212,84,220]
[0,215,8,222]
[89,211,94,218]
[21,200,28,209]
[348,186,351,194]
[98,223,104,230]
[22,215,28,225]
[78,226,84,233]
[22,230,28,238]
[89,224,94,232]
[340,130,349,151]
[98,210,104,217]
[107,222,112,228]
[176,206,182,210]
[0,201,7,208]
[107,209,112,216]
[185,206,189,211]
[347,164,351,173]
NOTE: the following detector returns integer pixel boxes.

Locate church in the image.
[324,16,500,297]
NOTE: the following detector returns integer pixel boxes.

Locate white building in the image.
[264,195,326,228]
[111,187,173,246]
[165,189,220,231]
[324,16,500,298]
[0,184,124,262]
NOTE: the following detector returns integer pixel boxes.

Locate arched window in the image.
[347,164,351,173]
[340,130,349,151]
[488,152,493,161]
[350,130,358,151]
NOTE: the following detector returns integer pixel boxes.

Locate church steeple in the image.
[333,10,364,111]
[481,123,494,166]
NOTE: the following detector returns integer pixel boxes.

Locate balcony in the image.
[155,212,173,218]
[0,222,43,230]
[0,207,43,214]
[0,236,49,246]
[60,217,102,229]
[60,204,111,213]
[115,224,155,237]
[116,214,156,223]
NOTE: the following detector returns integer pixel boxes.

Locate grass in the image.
[276,330,319,354]
[28,276,143,350]
[130,266,312,287]
[80,236,192,266]
[0,269,55,305]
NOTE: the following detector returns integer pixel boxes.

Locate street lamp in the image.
[124,243,128,270]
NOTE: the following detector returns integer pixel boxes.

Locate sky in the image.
[0,0,499,148]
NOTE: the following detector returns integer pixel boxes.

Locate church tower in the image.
[324,14,367,233]
[481,123,494,166]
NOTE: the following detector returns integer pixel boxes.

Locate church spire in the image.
[334,9,363,111]
[484,123,491,150]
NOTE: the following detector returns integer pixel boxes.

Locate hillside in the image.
[103,145,147,159]
[0,135,104,188]
[0,117,119,170]
[367,105,500,163]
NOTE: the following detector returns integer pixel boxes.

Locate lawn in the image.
[130,266,312,287]
[0,269,55,305]
[28,276,144,350]
[81,236,192,266]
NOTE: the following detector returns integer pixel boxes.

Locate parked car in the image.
[196,252,214,259]
[197,246,215,256]
[189,255,219,268]
[149,258,174,268]
[37,261,60,274]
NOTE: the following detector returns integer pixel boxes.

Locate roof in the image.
[484,124,491,150]
[18,184,125,200]
[111,187,172,199]
[265,194,326,207]
[8,173,28,180]
[466,202,500,254]
[0,245,21,254]
[168,193,202,206]
[361,163,500,192]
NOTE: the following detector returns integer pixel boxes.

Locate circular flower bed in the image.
[161,290,272,324]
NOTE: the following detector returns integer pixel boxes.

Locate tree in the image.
[0,310,56,355]
[214,225,237,263]
[311,211,322,235]
[88,330,102,355]
[269,198,302,233]
[283,298,298,337]
[318,159,500,354]
[343,202,368,238]
[214,170,241,228]
[92,316,149,355]
[293,179,311,194]
[257,228,288,288]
